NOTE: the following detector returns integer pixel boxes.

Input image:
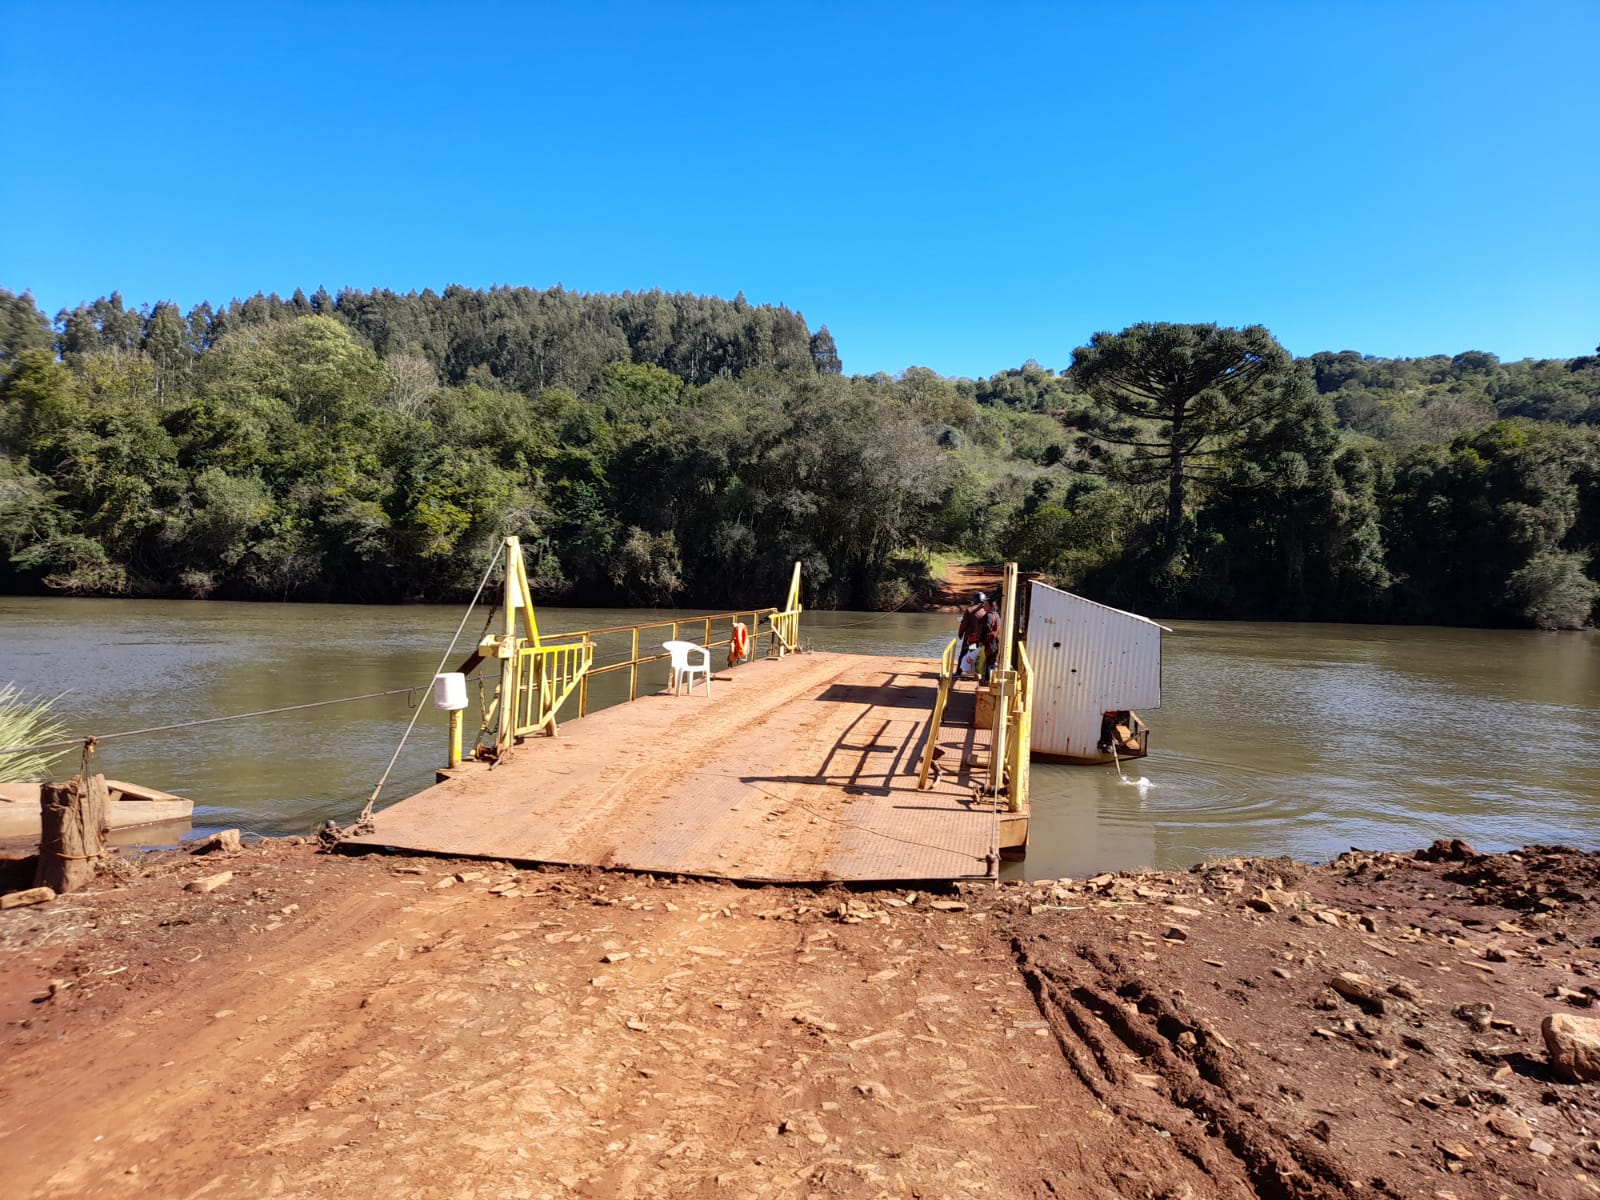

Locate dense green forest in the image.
[1,286,1596,628]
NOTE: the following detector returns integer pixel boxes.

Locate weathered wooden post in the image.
[35,773,109,894]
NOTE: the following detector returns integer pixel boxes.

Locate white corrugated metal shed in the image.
[1024,580,1168,761]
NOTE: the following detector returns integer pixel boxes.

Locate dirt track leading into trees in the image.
[3,839,1600,1199]
[931,563,1006,612]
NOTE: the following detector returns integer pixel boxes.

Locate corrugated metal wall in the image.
[1024,580,1164,758]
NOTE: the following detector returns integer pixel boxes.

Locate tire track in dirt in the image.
[1015,936,1356,1199]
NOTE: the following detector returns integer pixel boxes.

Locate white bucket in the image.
[432,672,468,711]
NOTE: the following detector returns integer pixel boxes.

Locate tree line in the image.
[0,286,1596,628]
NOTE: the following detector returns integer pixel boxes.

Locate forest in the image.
[0,285,1596,629]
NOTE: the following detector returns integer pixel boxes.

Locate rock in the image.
[1,885,55,909]
[185,871,233,894]
[1415,839,1480,862]
[1164,925,1189,942]
[189,829,241,855]
[1542,1012,1600,1083]
[1313,988,1341,1011]
[1529,1137,1555,1156]
[1330,971,1387,1014]
[1387,980,1421,1002]
[1489,1112,1533,1140]
[928,900,968,912]
[1453,1002,1494,1033]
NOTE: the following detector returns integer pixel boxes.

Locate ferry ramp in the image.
[341,653,999,883]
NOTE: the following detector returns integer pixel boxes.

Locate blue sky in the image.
[2,1,1596,377]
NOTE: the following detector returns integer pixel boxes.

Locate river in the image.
[2,597,1596,878]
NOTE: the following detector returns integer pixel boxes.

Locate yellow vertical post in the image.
[448,708,463,768]
[494,535,543,752]
[989,562,1019,797]
[498,537,519,754]
[629,627,640,701]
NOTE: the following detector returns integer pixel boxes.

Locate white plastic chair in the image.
[662,640,711,697]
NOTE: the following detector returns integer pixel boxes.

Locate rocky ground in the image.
[2,838,1599,1199]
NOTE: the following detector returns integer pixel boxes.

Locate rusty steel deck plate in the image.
[343,653,1000,883]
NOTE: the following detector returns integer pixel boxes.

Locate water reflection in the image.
[1,599,1596,875]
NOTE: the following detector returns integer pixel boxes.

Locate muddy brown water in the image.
[2,597,1596,878]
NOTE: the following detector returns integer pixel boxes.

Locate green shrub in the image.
[1505,551,1599,630]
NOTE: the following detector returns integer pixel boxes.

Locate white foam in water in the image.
[1120,776,1153,795]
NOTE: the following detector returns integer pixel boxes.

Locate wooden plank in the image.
[0,782,192,841]
[344,653,998,883]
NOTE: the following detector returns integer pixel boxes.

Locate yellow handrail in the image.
[767,561,804,657]
[916,637,959,790]
[1003,642,1033,813]
[457,539,802,765]
[767,609,801,656]
[512,641,594,737]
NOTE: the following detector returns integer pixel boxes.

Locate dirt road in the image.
[4,840,1600,1199]
[927,564,1006,613]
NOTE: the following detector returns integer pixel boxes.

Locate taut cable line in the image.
[354,540,505,830]
[0,687,430,759]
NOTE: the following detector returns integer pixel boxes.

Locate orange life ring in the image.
[730,622,751,661]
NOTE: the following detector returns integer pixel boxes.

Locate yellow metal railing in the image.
[915,638,960,789]
[1002,642,1034,813]
[767,561,804,658]
[454,537,804,766]
[512,641,594,736]
[768,609,801,656]
[559,609,778,714]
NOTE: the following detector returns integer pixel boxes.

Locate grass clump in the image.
[0,682,70,783]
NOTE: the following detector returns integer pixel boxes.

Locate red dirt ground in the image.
[928,564,1007,613]
[3,839,1599,1199]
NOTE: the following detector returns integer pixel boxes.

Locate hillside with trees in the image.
[1,286,1595,627]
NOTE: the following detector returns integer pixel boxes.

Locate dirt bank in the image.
[3,839,1599,1198]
